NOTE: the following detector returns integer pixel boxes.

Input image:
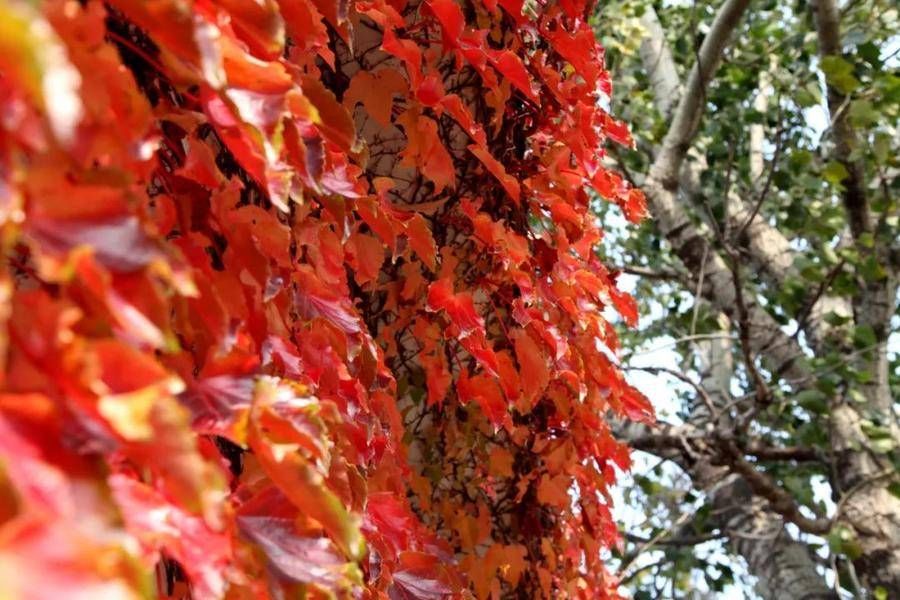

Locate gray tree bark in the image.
[811,0,900,592]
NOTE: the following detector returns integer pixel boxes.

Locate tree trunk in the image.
[811,0,900,591]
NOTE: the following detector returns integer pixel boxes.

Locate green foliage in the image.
[594,0,899,595]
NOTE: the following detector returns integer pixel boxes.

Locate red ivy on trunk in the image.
[0,0,652,597]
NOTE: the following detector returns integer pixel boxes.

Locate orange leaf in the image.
[468,144,520,202]
[513,329,549,407]
[301,75,359,153]
[457,371,507,427]
[405,214,438,271]
[343,68,408,126]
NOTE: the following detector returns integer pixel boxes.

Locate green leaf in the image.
[827,526,863,560]
[847,388,867,403]
[848,99,879,127]
[823,311,850,327]
[820,55,861,94]
[852,324,877,349]
[873,131,891,163]
[823,161,849,184]
[789,149,813,169]
[796,389,828,414]
[888,481,900,500]
[795,82,821,108]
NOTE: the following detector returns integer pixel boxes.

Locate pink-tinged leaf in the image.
[0,414,72,516]
[109,474,231,600]
[180,375,253,441]
[248,380,366,561]
[364,492,418,555]
[238,488,356,590]
[293,266,361,333]
[0,516,142,600]
[201,87,269,187]
[28,216,159,273]
[390,569,452,600]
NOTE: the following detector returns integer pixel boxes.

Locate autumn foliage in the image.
[0,0,652,596]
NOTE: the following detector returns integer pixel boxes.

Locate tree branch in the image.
[812,0,870,240]
[638,6,681,118]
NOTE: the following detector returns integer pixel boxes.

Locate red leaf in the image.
[293,266,362,333]
[513,329,549,406]
[216,0,285,60]
[346,231,385,286]
[201,87,269,188]
[459,329,500,377]
[620,187,648,223]
[620,386,654,424]
[109,474,231,600]
[398,111,455,193]
[382,28,423,88]
[609,285,639,327]
[427,0,464,47]
[220,36,292,93]
[489,50,538,102]
[457,371,507,427]
[426,278,483,334]
[467,144,521,202]
[248,380,365,561]
[364,492,418,555]
[277,0,332,65]
[416,72,446,107]
[180,375,253,441]
[421,350,452,407]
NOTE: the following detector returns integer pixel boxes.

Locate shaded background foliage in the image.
[593,0,899,597]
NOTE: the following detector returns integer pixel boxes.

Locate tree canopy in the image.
[595,0,899,596]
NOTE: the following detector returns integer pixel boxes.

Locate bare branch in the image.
[718,443,832,535]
